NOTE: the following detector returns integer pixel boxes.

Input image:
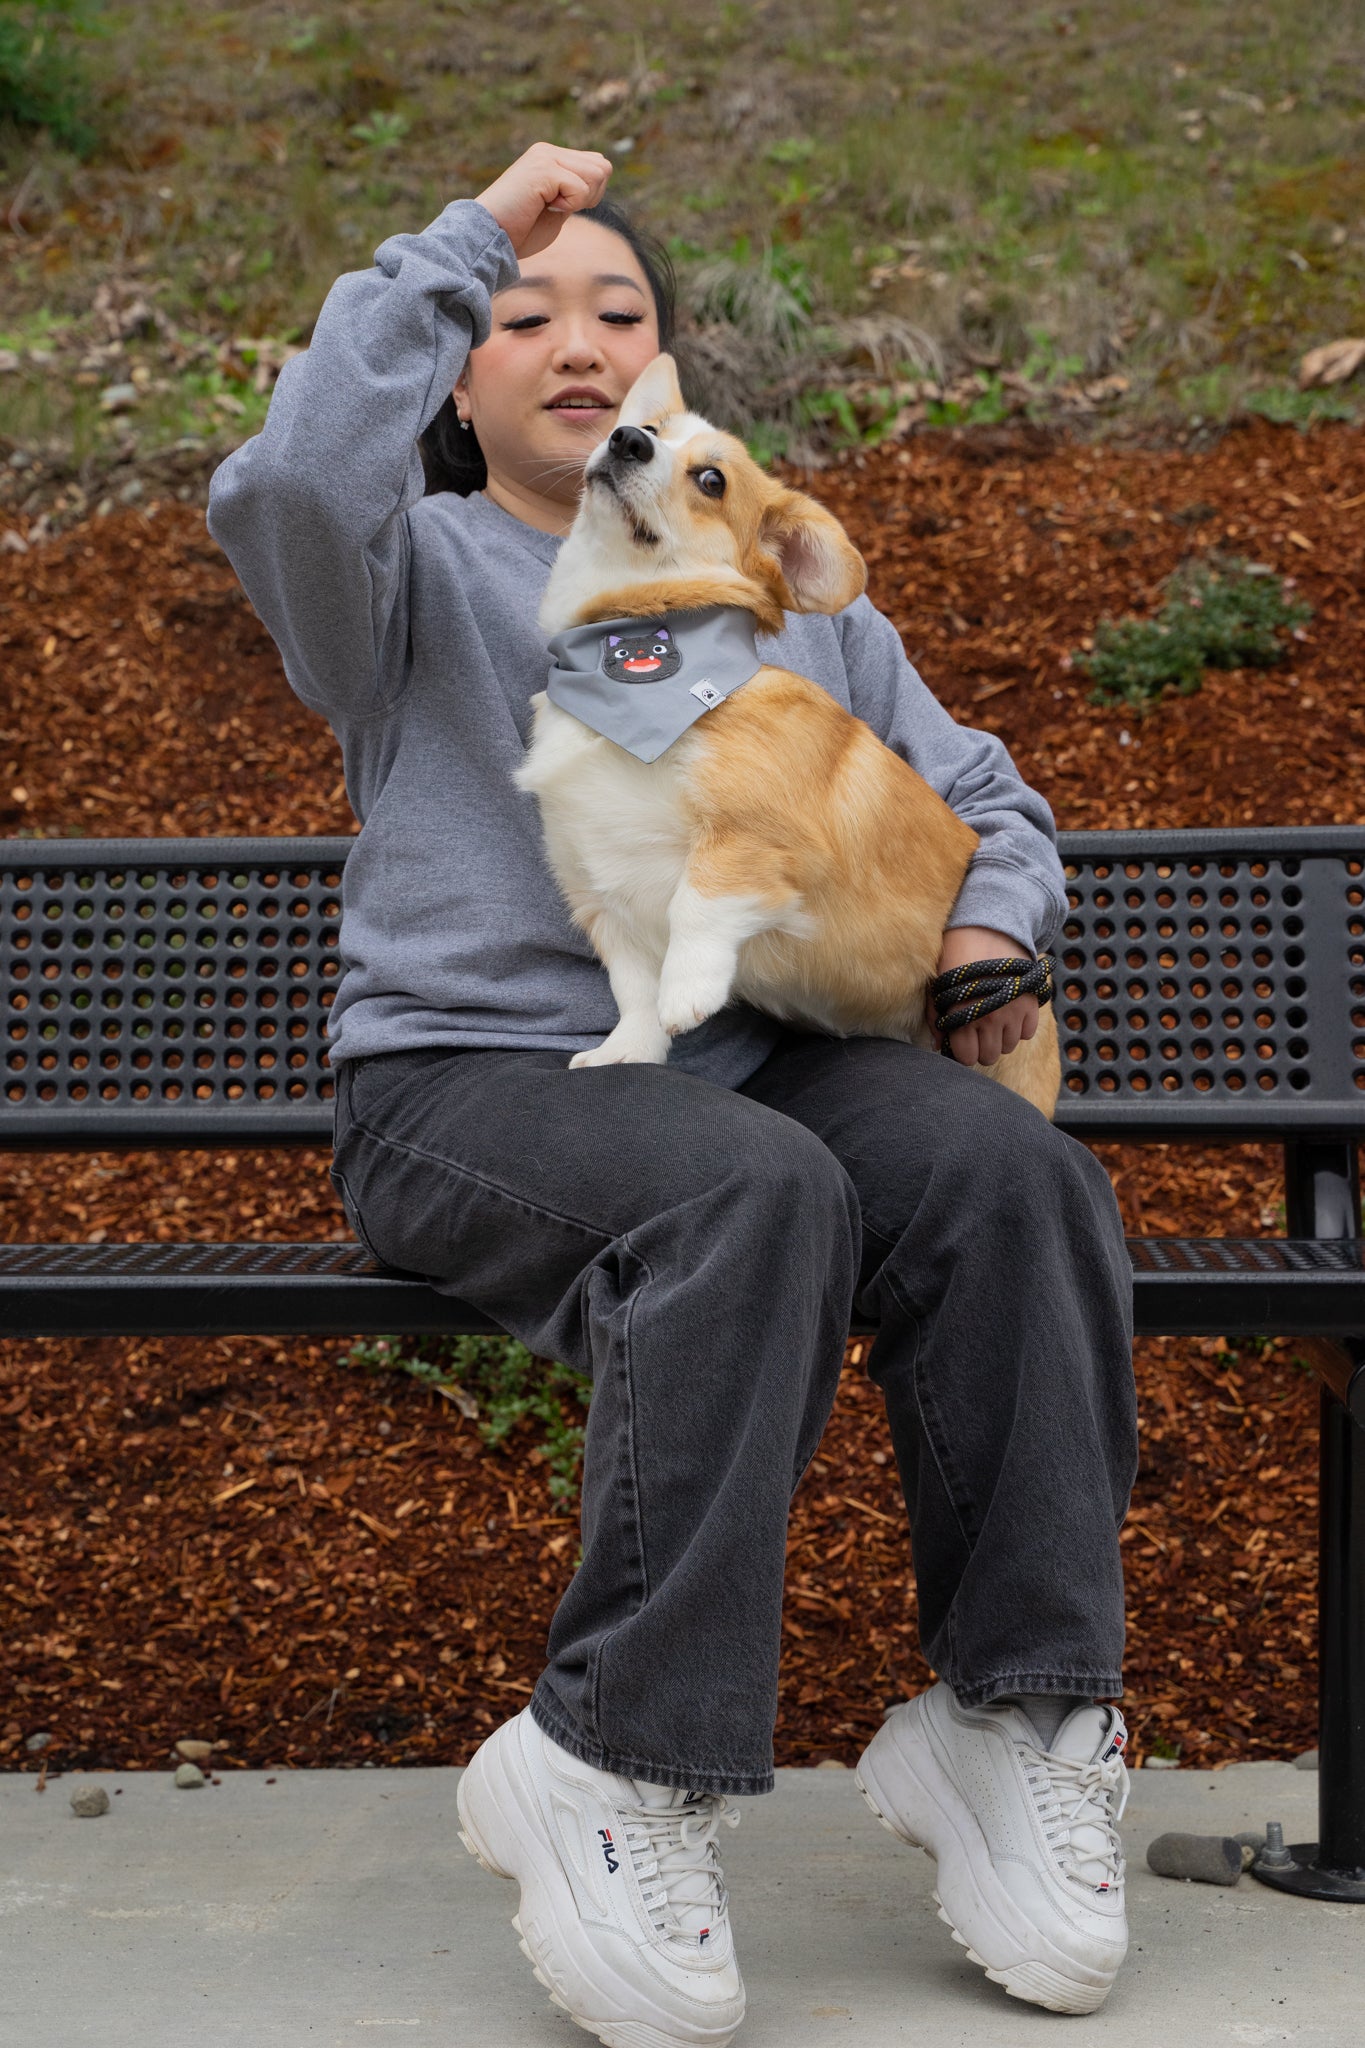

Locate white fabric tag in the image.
[690,680,722,708]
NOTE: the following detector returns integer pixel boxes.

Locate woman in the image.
[207,144,1138,2047]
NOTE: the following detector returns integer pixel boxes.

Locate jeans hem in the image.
[529,1683,776,1799]
[948,1671,1125,1709]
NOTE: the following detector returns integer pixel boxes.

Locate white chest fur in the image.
[513,694,699,944]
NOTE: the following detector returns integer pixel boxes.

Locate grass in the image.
[1,1,1363,474]
[337,1333,592,1513]
[1079,552,1312,709]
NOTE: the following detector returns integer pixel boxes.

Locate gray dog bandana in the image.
[545,606,764,763]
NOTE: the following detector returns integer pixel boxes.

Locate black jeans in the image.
[330,1032,1137,1798]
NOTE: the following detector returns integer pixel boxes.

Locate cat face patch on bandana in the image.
[601,627,682,684]
[545,605,765,764]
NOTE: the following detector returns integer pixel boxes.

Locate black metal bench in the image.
[2,828,1362,1900]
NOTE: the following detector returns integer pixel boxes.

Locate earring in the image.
[458,414,470,432]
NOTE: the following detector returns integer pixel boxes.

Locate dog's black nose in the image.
[608,424,655,464]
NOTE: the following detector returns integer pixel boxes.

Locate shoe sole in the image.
[855,1721,1120,2016]
[456,1726,743,2048]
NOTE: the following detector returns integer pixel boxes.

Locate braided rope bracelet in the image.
[929,952,1056,1055]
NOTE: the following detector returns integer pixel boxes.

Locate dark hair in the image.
[418,197,677,497]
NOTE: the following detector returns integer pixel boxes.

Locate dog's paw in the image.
[657,978,729,1040]
[570,1021,671,1067]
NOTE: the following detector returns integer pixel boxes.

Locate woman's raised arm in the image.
[204,146,611,723]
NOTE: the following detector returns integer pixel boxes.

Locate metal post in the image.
[1253,1141,1365,1899]
[1319,1385,1365,1876]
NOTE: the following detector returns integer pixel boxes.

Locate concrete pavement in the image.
[2,1759,1359,2046]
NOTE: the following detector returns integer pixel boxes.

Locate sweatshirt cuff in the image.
[441,198,519,291]
[946,859,1063,959]
[374,197,520,331]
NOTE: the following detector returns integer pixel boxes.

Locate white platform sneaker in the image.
[855,1681,1129,2014]
[456,1707,746,2048]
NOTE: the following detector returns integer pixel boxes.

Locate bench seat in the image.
[2,1236,1365,1352]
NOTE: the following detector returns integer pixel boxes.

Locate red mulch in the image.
[2,413,1361,1781]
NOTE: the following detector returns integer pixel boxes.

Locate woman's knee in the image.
[862,1061,1123,1271]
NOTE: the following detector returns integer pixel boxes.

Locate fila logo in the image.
[597,1826,620,1875]
[1102,1730,1127,1762]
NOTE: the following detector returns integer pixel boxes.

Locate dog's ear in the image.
[618,353,686,429]
[758,488,867,615]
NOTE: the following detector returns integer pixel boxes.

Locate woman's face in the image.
[456,214,662,510]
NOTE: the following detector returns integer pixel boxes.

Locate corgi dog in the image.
[514,354,1060,1117]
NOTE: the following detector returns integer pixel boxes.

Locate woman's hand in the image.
[475,142,615,259]
[932,925,1040,1069]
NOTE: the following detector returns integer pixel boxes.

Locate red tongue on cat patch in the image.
[623,657,661,672]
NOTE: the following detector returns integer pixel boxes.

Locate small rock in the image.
[174,1762,206,1789]
[814,1757,849,1769]
[95,497,115,518]
[175,1739,213,1763]
[0,349,20,374]
[117,476,144,504]
[1292,1747,1319,1771]
[70,1785,111,1818]
[25,1732,52,1752]
[99,383,140,413]
[1146,1831,1243,1886]
[1142,1755,1181,1769]
[8,448,32,470]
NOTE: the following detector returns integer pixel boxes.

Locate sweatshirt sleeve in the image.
[836,595,1068,957]
[205,199,518,721]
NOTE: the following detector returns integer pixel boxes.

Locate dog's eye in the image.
[693,467,726,498]
[642,422,659,435]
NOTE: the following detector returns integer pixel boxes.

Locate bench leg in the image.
[1253,1140,1365,1900]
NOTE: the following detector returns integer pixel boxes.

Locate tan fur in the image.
[526,355,1061,1117]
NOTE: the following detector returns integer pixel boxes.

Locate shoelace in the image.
[619,1793,742,1943]
[1021,1751,1130,1890]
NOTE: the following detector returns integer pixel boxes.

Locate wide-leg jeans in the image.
[329,1030,1137,1798]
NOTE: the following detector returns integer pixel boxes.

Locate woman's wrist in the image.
[937,925,1032,974]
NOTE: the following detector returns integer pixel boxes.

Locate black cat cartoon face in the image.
[600,626,682,684]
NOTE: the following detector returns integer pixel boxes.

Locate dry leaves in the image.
[1299,338,1365,390]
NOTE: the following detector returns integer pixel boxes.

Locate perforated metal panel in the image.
[1,838,352,1146]
[2,829,1363,1147]
[1057,828,1365,1138]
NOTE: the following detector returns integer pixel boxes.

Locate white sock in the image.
[1002,1692,1089,1749]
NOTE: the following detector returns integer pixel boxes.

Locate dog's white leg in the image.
[657,877,781,1040]
[569,911,672,1067]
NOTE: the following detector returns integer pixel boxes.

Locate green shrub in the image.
[348,110,409,151]
[1242,384,1357,432]
[1079,554,1311,710]
[338,1333,591,1510]
[0,0,106,157]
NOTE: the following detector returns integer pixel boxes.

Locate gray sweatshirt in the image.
[206,199,1069,1090]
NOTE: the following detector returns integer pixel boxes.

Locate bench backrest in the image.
[3,830,1363,1148]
